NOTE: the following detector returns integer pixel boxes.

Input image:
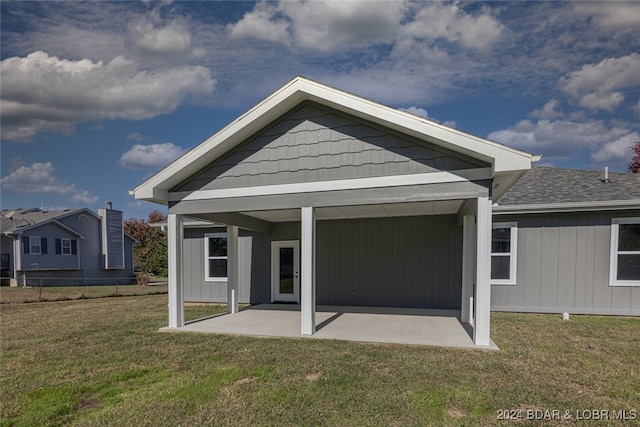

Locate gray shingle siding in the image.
[173,103,488,192]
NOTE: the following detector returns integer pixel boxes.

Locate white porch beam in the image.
[300,206,316,335]
[474,195,492,346]
[461,214,476,325]
[227,225,239,314]
[167,213,184,328]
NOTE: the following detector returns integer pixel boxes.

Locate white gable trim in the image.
[169,168,492,202]
[131,77,536,204]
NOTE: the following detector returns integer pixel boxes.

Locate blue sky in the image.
[1,1,639,219]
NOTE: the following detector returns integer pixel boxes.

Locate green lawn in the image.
[1,295,638,426]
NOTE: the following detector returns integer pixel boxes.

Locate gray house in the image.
[159,166,640,317]
[492,166,640,316]
[1,206,136,286]
[132,76,540,347]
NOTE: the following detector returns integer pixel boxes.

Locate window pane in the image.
[618,224,640,251]
[62,240,71,255]
[30,237,40,254]
[208,237,227,257]
[208,259,227,278]
[492,228,511,253]
[279,247,294,294]
[491,255,511,280]
[617,254,640,281]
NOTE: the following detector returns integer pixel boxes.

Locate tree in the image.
[124,210,168,278]
[629,141,640,173]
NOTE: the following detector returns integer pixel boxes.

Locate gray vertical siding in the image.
[491,210,640,315]
[315,215,462,309]
[184,215,463,309]
[182,227,268,304]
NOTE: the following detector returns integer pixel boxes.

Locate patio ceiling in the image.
[240,199,465,223]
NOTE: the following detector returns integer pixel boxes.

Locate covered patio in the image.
[164,304,498,349]
[131,77,538,349]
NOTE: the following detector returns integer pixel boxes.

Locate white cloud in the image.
[592,131,640,163]
[574,2,640,29]
[72,190,99,205]
[401,106,429,118]
[126,132,146,142]
[488,119,632,162]
[0,51,216,141]
[530,99,564,120]
[398,3,505,52]
[560,53,640,112]
[634,100,640,118]
[229,0,406,52]
[0,161,91,200]
[118,143,186,170]
[130,20,192,55]
[228,1,290,45]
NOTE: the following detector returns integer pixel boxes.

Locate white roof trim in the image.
[131,76,536,204]
[11,219,87,239]
[493,199,640,214]
[170,168,492,202]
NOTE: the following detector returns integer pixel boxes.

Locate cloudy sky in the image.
[1,1,639,219]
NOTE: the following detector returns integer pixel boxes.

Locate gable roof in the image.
[131,76,538,204]
[495,167,640,213]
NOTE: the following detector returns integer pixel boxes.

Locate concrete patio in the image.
[161,304,498,350]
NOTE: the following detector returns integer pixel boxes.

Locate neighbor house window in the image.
[491,222,517,285]
[205,233,228,282]
[30,236,42,255]
[610,218,640,286]
[56,238,76,255]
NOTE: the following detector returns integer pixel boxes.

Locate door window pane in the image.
[279,247,294,294]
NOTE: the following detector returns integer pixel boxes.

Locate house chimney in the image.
[107,201,113,210]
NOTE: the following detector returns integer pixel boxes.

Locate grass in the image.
[0,284,168,304]
[1,295,638,426]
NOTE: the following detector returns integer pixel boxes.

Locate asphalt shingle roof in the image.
[496,166,640,206]
[0,208,82,234]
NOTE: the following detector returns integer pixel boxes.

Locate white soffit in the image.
[131,76,536,203]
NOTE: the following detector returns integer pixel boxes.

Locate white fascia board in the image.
[493,199,640,214]
[169,168,492,202]
[12,220,87,239]
[132,76,535,203]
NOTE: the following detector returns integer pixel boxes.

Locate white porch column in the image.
[227,225,239,314]
[167,213,184,328]
[300,206,316,335]
[461,214,476,325]
[474,195,492,346]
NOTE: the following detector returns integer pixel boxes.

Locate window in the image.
[491,222,517,285]
[30,236,41,255]
[205,233,228,282]
[610,218,640,286]
[62,238,71,255]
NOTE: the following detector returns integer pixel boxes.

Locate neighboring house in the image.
[0,205,136,286]
[492,166,640,315]
[132,76,540,347]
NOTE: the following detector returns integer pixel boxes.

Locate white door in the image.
[271,241,300,302]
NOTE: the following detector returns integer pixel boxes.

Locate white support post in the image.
[167,213,184,328]
[474,195,492,346]
[300,206,316,335]
[461,213,476,325]
[227,225,239,314]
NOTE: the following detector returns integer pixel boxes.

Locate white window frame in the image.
[30,236,41,255]
[491,222,518,285]
[609,218,640,287]
[204,232,228,283]
[61,238,72,255]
